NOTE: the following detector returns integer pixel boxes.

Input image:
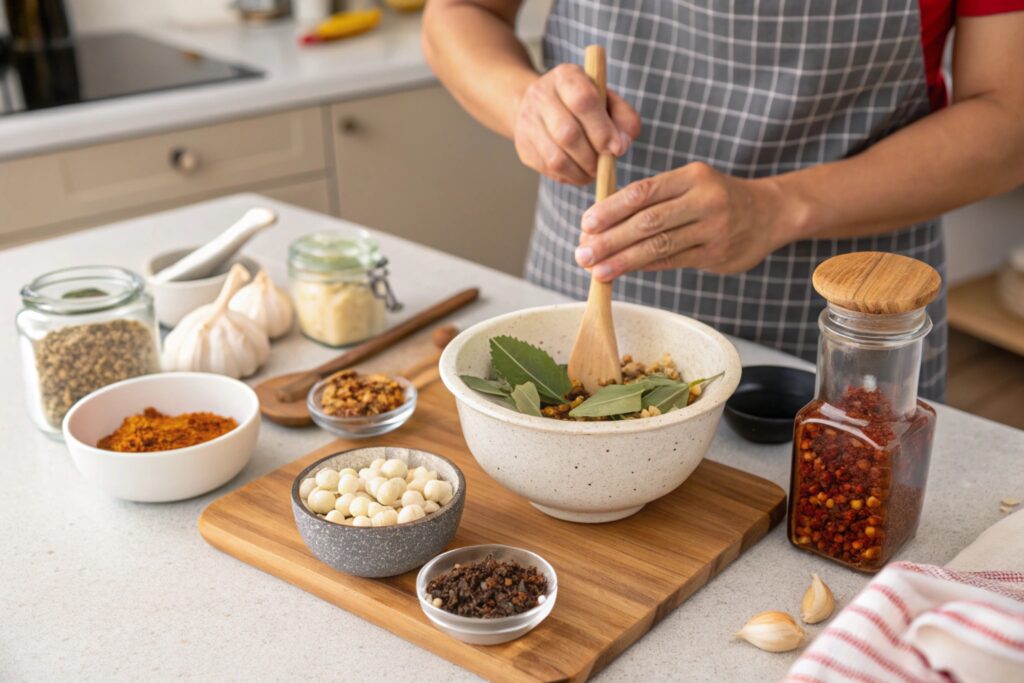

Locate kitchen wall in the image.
[943,189,1023,284]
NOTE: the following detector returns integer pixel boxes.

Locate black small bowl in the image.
[724,365,816,444]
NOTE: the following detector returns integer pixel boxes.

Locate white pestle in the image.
[152,207,278,283]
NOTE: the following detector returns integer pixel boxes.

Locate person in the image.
[423,1,1024,400]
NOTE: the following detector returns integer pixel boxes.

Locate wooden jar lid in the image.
[812,252,941,314]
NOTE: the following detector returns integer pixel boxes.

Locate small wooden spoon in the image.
[567,45,623,395]
[256,324,459,427]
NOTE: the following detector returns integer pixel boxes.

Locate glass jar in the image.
[789,253,939,573]
[17,266,160,438]
[288,230,401,347]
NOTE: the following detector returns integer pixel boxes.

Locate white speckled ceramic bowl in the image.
[439,302,741,523]
[291,446,466,578]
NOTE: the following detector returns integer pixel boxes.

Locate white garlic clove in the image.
[424,479,453,503]
[335,493,356,516]
[801,573,835,624]
[401,490,425,508]
[381,459,408,480]
[371,509,399,527]
[315,468,340,490]
[228,270,294,339]
[351,515,372,527]
[736,611,805,652]
[397,505,425,524]
[307,490,336,515]
[298,477,317,499]
[366,476,387,498]
[324,510,346,524]
[337,474,360,495]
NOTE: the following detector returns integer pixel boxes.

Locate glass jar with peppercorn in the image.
[789,252,941,573]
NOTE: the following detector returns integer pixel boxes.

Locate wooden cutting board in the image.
[199,383,786,682]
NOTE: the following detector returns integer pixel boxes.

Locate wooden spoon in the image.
[256,322,462,427]
[567,44,623,395]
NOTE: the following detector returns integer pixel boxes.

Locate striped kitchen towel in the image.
[785,562,1024,683]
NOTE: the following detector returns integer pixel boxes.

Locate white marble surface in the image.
[1,194,1021,682]
[0,2,550,161]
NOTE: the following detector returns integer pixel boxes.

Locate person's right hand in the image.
[513,64,642,185]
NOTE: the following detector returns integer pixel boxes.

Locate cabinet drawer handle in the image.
[169,147,200,174]
[338,117,360,134]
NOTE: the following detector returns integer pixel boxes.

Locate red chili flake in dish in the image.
[789,387,935,572]
[425,555,548,618]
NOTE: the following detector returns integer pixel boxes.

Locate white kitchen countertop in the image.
[1,194,1021,681]
[0,2,550,161]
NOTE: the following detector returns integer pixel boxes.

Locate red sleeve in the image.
[957,0,1024,16]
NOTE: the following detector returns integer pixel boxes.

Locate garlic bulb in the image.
[736,611,805,652]
[801,573,835,624]
[228,270,293,339]
[162,264,270,378]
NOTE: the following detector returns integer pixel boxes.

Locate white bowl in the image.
[143,249,259,327]
[416,544,557,645]
[439,302,741,523]
[62,372,260,502]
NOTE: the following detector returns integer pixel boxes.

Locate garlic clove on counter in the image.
[228,270,294,339]
[736,611,805,652]
[161,264,271,379]
[800,573,835,624]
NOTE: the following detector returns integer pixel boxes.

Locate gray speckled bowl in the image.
[439,302,741,523]
[291,446,466,578]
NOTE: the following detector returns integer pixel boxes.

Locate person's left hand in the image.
[574,161,792,280]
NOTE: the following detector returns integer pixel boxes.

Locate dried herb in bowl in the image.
[460,336,722,421]
[425,555,548,618]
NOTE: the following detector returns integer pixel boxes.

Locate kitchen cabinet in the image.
[0,88,539,275]
[0,107,327,245]
[331,86,539,275]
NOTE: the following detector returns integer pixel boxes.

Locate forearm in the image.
[422,0,537,138]
[773,93,1024,244]
[772,13,1024,247]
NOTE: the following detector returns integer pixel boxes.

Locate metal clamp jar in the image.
[789,252,940,573]
[288,230,401,347]
[16,266,160,438]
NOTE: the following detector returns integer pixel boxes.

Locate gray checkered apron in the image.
[525,0,948,400]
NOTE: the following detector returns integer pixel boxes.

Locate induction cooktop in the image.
[0,32,261,115]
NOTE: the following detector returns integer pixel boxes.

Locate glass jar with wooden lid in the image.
[789,252,941,572]
[16,266,160,438]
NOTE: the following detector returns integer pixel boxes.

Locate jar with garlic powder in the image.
[288,231,401,347]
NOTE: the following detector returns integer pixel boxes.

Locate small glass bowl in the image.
[307,375,417,438]
[416,544,558,645]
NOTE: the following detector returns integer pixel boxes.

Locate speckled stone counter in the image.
[1,195,1021,681]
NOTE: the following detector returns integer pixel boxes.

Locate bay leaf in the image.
[641,383,690,413]
[489,336,571,404]
[569,383,646,418]
[460,375,512,398]
[510,382,542,416]
[689,371,725,391]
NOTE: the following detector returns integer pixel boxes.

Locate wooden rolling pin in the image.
[274,288,478,403]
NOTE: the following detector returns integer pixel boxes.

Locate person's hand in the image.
[574,162,792,279]
[514,64,642,185]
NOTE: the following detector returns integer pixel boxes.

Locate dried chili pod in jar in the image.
[788,252,940,572]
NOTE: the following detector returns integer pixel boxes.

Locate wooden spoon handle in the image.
[585,45,616,203]
[585,45,615,307]
[275,288,479,402]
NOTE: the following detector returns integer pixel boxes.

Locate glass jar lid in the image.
[20,266,145,315]
[288,230,382,275]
